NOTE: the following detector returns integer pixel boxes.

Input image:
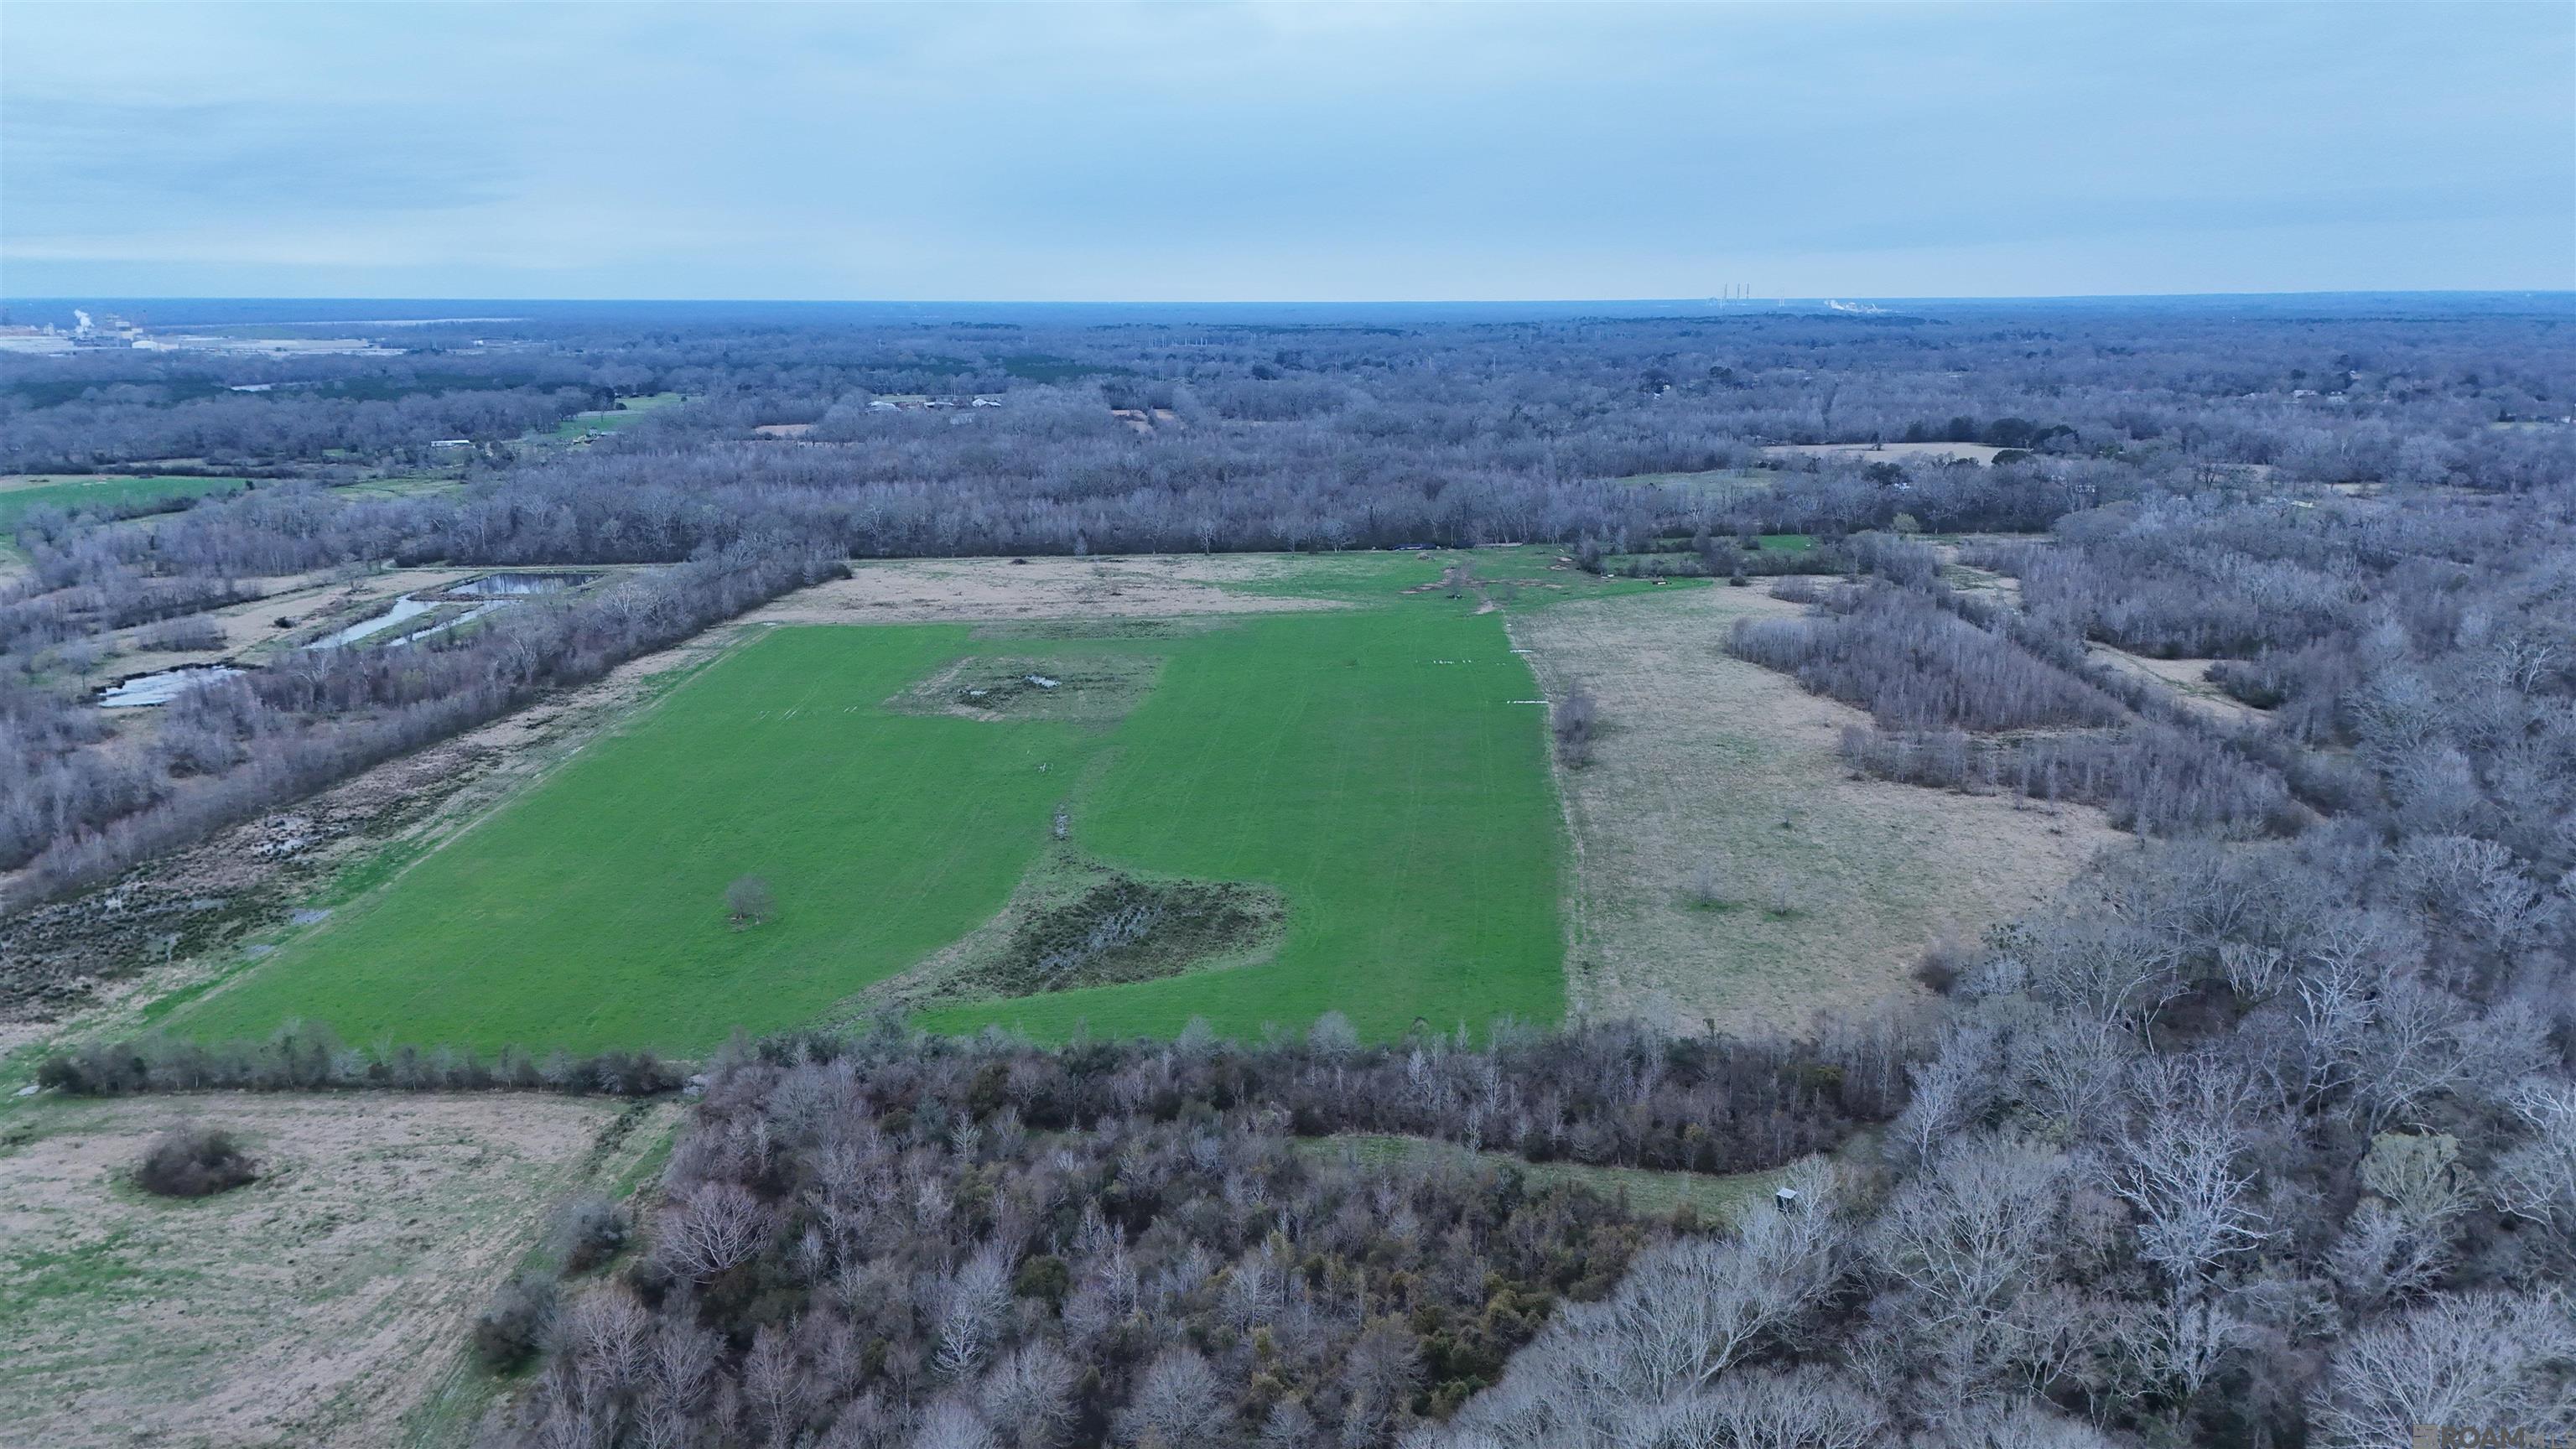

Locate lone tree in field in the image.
[1686,858,1734,909]
[1554,685,1601,767]
[725,875,776,927]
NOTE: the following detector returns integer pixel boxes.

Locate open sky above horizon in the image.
[5,1,2571,303]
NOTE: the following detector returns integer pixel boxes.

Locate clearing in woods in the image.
[2089,644,2268,725]
[1301,1134,1815,1223]
[541,390,688,441]
[0,1092,676,1449]
[174,562,1580,1051]
[1513,585,2122,1033]
[1760,441,2009,466]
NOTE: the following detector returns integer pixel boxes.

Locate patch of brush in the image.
[959,874,1284,996]
[884,653,1162,723]
[849,850,1286,1014]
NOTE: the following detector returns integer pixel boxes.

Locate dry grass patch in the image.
[1301,1135,1809,1223]
[746,555,1346,624]
[0,1092,677,1449]
[1514,588,2120,1034]
[1763,441,2007,465]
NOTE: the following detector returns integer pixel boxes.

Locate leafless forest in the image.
[8,298,2576,1446]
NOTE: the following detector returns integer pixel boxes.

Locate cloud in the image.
[3,1,2568,299]
[5,96,511,227]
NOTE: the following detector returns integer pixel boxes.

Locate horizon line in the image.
[7,288,2573,307]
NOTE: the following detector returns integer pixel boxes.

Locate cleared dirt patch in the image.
[1514,587,2120,1034]
[0,1092,675,1449]
[745,555,1347,624]
[886,652,1162,723]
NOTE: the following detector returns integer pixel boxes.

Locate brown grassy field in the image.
[1514,586,2122,1033]
[0,1093,676,1449]
[745,553,1348,623]
[1763,441,2007,465]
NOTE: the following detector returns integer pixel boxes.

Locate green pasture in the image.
[176,594,1568,1054]
[0,475,251,529]
[543,392,686,442]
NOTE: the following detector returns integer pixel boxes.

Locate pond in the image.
[387,600,507,647]
[442,572,600,598]
[98,665,242,709]
[307,595,436,649]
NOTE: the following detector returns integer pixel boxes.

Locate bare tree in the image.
[1117,1347,1229,1447]
[912,1398,999,1449]
[978,1343,1078,1449]
[934,1243,1016,1381]
[2108,1056,2274,1286]
[745,1323,806,1446]
[564,1285,652,1392]
[2308,1291,2576,1449]
[727,874,777,927]
[659,1181,771,1280]
[1551,686,1600,768]
[2490,1080,2576,1260]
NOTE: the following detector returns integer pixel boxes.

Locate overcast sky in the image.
[5,1,2571,301]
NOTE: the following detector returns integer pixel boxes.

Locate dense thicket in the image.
[1729,581,2127,732]
[484,1017,1913,1448]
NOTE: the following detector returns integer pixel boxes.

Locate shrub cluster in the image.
[132,1122,257,1197]
[494,1016,1903,1447]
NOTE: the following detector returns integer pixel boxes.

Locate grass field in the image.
[333,471,468,501]
[178,593,1569,1052]
[0,1093,673,1449]
[543,391,686,442]
[1514,586,2120,1032]
[0,474,251,528]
